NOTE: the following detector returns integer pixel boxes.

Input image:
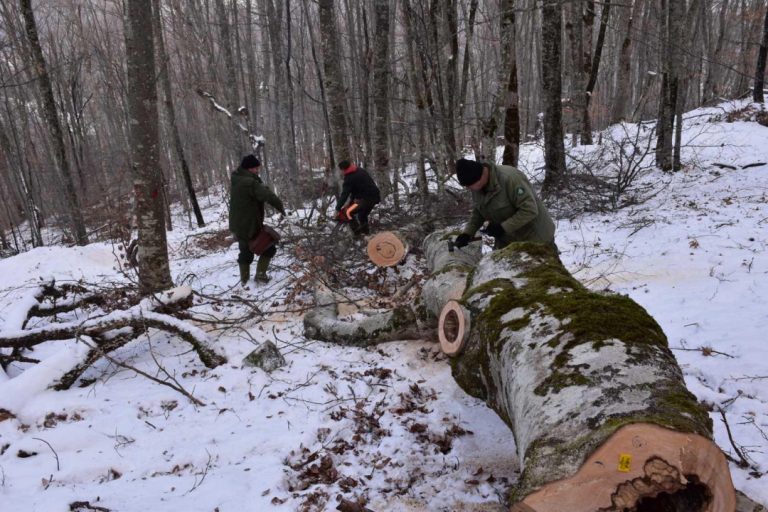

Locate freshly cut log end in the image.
[367,231,408,267]
[512,423,734,512]
[438,300,470,356]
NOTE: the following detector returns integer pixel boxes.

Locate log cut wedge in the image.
[440,242,735,512]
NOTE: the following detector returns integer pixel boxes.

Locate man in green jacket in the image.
[229,155,285,284]
[453,158,557,251]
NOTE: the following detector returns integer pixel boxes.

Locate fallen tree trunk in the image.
[303,284,425,346]
[433,242,735,511]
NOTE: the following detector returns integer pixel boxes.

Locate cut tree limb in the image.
[436,242,735,511]
[303,284,424,346]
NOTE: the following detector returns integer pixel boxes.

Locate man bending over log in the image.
[453,158,557,253]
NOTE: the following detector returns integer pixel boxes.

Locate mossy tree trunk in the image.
[442,242,735,511]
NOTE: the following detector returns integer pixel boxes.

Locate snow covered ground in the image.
[0,100,767,511]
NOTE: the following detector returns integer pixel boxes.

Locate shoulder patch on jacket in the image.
[516,186,525,195]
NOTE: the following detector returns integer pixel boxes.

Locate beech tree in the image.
[755,2,768,102]
[541,0,568,194]
[124,0,173,293]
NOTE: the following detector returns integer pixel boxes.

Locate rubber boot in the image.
[238,263,250,285]
[254,254,272,283]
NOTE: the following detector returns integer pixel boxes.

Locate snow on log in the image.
[0,286,226,388]
[419,229,482,321]
[440,242,735,511]
[303,284,424,346]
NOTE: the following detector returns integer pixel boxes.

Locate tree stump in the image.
[438,242,735,511]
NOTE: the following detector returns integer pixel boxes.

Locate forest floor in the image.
[1,99,767,511]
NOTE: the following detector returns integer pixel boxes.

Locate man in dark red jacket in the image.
[335,160,381,236]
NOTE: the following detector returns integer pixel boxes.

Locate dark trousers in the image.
[348,198,376,236]
[238,239,277,270]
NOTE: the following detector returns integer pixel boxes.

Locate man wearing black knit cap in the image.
[454,158,556,251]
[229,154,286,285]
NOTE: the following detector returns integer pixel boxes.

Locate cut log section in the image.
[437,300,470,356]
[367,231,408,267]
[420,229,482,321]
[303,284,424,346]
[439,242,735,511]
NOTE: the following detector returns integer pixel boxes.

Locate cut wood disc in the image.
[367,231,407,267]
[438,300,470,356]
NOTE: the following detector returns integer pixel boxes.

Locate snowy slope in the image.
[0,100,767,511]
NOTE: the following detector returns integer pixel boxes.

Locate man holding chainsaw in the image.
[336,160,381,236]
[453,158,556,251]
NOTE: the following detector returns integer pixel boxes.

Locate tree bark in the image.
[372,0,393,197]
[152,0,205,228]
[611,0,642,123]
[541,0,568,194]
[439,242,736,510]
[19,0,88,245]
[124,0,174,294]
[754,3,768,103]
[318,0,353,165]
[502,0,521,166]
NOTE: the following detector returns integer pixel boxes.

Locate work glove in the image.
[485,223,505,238]
[454,233,471,248]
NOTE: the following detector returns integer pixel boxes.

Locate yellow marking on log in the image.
[618,453,632,472]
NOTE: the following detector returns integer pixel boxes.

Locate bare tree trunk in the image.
[0,113,44,247]
[481,0,518,163]
[125,0,174,294]
[612,0,642,123]
[655,0,681,171]
[153,0,205,228]
[703,0,730,103]
[318,0,352,164]
[754,3,768,103]
[19,0,88,245]
[216,0,246,159]
[283,0,301,202]
[541,0,568,194]
[583,0,610,143]
[403,0,431,200]
[458,0,479,130]
[372,0,393,198]
[502,0,521,166]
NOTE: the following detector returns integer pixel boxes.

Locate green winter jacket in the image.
[463,163,555,246]
[228,166,285,241]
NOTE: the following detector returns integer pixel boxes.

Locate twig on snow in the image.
[31,437,60,471]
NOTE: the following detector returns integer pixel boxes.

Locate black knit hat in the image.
[456,158,484,186]
[241,154,261,169]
